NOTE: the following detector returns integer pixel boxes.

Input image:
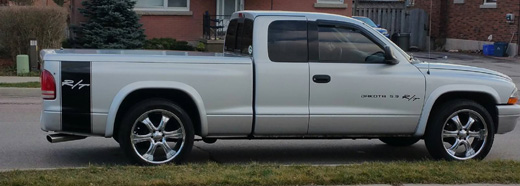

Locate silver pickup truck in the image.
[40,11,520,165]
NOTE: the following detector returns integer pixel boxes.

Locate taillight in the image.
[41,70,56,100]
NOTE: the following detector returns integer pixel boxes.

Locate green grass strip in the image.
[1,161,519,186]
[0,82,40,88]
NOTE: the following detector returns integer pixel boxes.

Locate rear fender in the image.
[105,81,207,137]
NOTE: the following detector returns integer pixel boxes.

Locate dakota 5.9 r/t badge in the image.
[361,94,421,101]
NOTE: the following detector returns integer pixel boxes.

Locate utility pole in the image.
[354,0,358,16]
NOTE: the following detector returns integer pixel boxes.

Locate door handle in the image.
[313,75,331,83]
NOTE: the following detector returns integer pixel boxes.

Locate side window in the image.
[318,25,384,63]
[225,19,253,55]
[224,20,238,52]
[268,21,308,62]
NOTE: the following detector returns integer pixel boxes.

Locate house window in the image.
[134,0,189,11]
[317,0,345,4]
[480,0,496,8]
[314,0,347,9]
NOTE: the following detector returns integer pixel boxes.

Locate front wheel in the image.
[424,100,494,161]
[119,99,194,165]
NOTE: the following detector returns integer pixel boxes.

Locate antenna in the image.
[428,0,432,59]
[427,0,433,75]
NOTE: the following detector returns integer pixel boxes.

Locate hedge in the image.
[0,6,67,61]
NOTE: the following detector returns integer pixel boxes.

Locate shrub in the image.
[9,0,34,5]
[196,42,206,51]
[0,6,67,61]
[73,0,145,49]
[52,0,65,6]
[143,38,195,51]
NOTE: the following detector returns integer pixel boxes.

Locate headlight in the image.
[508,88,518,105]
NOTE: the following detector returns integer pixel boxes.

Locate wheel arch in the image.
[105,81,208,138]
[414,85,500,137]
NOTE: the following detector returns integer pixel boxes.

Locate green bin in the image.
[16,55,29,75]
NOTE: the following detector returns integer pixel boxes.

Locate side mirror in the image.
[377,24,381,28]
[384,45,399,65]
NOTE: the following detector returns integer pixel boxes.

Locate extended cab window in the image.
[268,21,308,62]
[318,25,384,63]
[225,18,253,55]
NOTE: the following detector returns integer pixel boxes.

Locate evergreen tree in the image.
[75,0,145,49]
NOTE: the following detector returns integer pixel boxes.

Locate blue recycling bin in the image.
[494,42,508,57]
[483,44,494,56]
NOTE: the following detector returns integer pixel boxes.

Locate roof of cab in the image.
[231,10,360,24]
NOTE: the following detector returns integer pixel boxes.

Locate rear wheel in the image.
[119,99,194,165]
[379,137,420,146]
[424,100,494,160]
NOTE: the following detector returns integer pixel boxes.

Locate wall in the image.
[445,0,519,44]
[411,0,519,56]
[246,0,352,17]
[140,0,216,41]
[70,0,353,42]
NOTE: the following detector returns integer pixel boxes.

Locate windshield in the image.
[353,17,378,28]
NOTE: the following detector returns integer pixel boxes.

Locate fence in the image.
[353,2,407,36]
[354,1,429,50]
[203,12,230,40]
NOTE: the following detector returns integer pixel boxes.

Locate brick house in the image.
[411,0,519,57]
[70,0,352,43]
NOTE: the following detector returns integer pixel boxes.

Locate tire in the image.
[119,99,194,165]
[424,100,494,161]
[379,137,420,146]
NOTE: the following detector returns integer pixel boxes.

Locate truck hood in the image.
[414,62,512,81]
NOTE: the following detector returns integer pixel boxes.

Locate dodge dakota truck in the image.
[40,11,520,165]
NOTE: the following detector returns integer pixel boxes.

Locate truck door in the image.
[252,16,309,135]
[307,21,426,135]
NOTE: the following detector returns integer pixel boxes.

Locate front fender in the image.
[413,84,500,136]
[104,81,208,137]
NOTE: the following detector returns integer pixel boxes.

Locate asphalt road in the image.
[1,54,519,170]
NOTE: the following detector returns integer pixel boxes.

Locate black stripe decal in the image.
[61,61,92,133]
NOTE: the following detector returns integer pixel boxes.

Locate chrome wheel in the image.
[441,109,488,160]
[131,109,186,164]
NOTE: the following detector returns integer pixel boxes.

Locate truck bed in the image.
[41,49,254,137]
[41,49,251,64]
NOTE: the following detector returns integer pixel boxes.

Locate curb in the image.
[0,88,40,97]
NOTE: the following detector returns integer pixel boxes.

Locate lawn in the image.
[1,161,519,186]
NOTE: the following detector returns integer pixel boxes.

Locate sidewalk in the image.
[0,76,40,98]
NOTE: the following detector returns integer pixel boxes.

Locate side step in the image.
[46,133,87,143]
